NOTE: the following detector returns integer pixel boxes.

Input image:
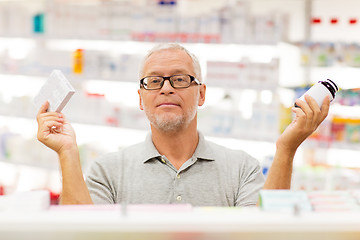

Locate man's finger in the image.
[320,95,331,122]
[304,94,321,112]
[38,101,49,115]
[295,97,311,113]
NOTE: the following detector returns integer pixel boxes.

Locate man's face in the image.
[138,49,206,133]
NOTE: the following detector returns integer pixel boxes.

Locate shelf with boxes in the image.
[297,41,360,89]
[293,41,360,151]
[0,0,289,45]
[280,40,360,176]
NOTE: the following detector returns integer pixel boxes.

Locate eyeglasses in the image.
[140,74,201,90]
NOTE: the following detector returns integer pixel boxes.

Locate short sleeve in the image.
[85,153,119,204]
[235,154,265,207]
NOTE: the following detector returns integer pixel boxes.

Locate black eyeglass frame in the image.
[139,74,202,90]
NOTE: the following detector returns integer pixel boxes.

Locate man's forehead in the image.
[143,49,194,75]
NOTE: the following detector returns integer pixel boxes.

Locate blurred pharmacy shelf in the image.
[1,0,360,195]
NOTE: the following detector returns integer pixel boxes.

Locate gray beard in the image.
[143,102,198,133]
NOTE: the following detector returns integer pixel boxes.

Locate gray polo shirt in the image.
[85,132,265,207]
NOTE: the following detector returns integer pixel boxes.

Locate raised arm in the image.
[36,101,93,204]
[263,95,330,189]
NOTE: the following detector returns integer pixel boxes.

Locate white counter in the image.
[0,204,359,240]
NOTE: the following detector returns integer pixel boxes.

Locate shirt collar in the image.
[193,132,215,161]
[142,131,215,163]
[142,133,162,163]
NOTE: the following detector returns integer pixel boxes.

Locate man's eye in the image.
[149,78,161,84]
[174,77,185,82]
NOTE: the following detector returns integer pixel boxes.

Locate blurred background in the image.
[0,0,360,203]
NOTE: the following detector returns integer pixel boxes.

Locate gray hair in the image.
[139,43,202,82]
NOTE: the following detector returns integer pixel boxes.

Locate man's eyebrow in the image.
[145,72,162,76]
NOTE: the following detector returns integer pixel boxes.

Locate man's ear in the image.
[138,89,144,110]
[198,84,206,107]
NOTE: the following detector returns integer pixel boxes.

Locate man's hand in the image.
[263,95,330,190]
[36,101,77,154]
[276,94,330,154]
[36,101,92,204]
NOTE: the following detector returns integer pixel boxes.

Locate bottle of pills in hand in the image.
[295,79,338,108]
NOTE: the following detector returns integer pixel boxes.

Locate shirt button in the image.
[176,174,181,179]
[176,195,182,201]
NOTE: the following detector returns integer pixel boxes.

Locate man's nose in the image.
[160,79,175,94]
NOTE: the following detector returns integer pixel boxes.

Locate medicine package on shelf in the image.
[34,70,75,113]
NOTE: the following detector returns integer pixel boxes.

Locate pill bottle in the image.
[295,79,338,107]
